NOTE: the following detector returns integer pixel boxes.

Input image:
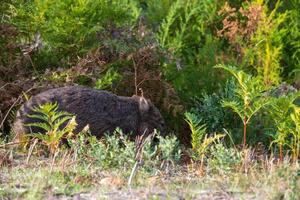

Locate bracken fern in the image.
[26,102,76,154]
[215,64,270,148]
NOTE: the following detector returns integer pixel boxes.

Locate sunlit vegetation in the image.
[1,0,299,199]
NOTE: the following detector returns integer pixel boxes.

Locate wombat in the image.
[13,86,166,138]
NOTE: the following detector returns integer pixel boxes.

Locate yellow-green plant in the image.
[215,64,270,148]
[244,0,288,86]
[184,112,225,159]
[268,96,300,163]
[290,104,300,162]
[26,102,76,154]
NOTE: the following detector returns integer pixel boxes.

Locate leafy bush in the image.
[9,0,141,68]
[218,1,293,86]
[157,0,227,101]
[191,79,238,133]
[208,143,242,174]
[156,134,181,164]
[69,128,181,172]
[281,0,300,80]
[248,1,287,86]
[94,68,122,90]
[139,0,174,29]
[152,0,298,103]
[0,1,23,80]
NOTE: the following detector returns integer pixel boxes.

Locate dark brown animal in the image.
[13,86,166,138]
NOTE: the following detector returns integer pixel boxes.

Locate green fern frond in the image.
[32,102,58,114]
[26,114,48,121]
[52,116,73,131]
[26,122,51,132]
[51,111,72,122]
[184,112,207,152]
[198,133,225,155]
[26,102,76,155]
[214,64,248,92]
[221,100,243,120]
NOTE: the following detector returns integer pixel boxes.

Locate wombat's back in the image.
[14,86,141,137]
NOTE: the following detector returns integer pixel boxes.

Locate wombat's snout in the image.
[159,121,167,135]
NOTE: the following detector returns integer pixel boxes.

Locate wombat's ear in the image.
[138,97,150,113]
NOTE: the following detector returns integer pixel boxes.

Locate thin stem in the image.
[243,116,247,149]
[199,153,204,176]
[279,144,283,163]
[133,58,138,96]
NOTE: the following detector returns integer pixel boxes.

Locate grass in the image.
[1,144,299,200]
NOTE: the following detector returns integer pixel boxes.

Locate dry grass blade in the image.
[0,140,30,148]
[26,138,38,164]
[0,151,11,166]
[50,148,60,172]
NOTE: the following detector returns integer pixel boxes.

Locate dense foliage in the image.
[1,2,300,199]
[1,0,300,161]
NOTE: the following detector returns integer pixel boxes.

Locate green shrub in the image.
[69,128,181,173]
[218,1,291,86]
[139,0,174,29]
[208,143,242,174]
[191,79,239,134]
[275,0,300,81]
[157,0,228,101]
[156,134,181,164]
[94,68,122,90]
[9,0,141,68]
[248,1,288,86]
[0,1,23,79]
[69,128,135,169]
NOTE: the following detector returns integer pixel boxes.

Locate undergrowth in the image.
[1,1,300,198]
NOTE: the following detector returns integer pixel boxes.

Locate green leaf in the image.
[221,100,244,121]
[52,116,73,131]
[26,114,48,121]
[25,122,51,132]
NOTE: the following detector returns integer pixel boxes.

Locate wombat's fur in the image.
[13,86,166,138]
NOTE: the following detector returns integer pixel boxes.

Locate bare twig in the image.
[0,82,10,90]
[133,58,138,95]
[0,96,21,130]
[0,86,35,130]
